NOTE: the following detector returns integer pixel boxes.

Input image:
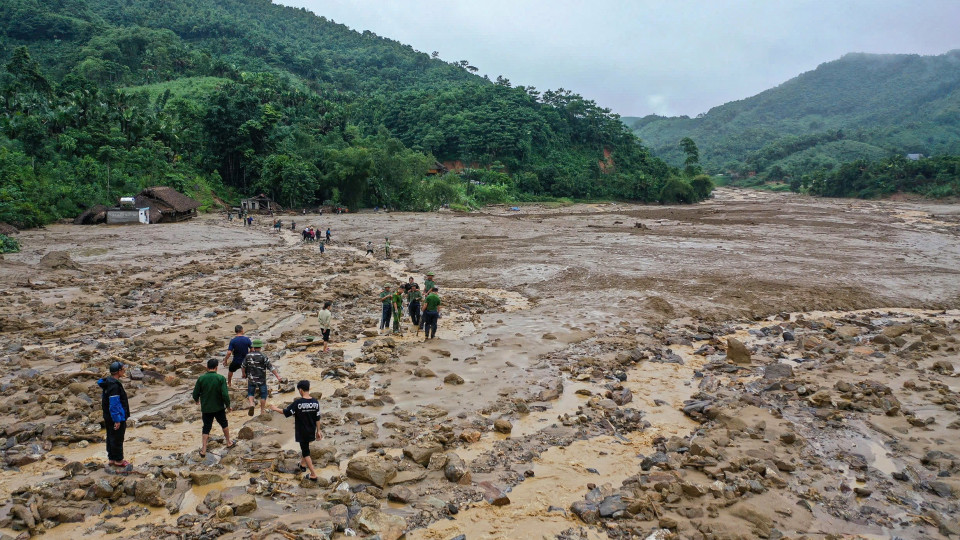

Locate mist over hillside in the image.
[625,50,960,176]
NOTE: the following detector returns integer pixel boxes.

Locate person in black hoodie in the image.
[98,361,131,468]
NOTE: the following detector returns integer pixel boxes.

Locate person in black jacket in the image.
[98,361,131,468]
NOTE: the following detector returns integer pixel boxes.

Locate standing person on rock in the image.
[268,380,323,482]
[242,339,285,416]
[379,284,393,332]
[223,325,252,387]
[98,361,131,469]
[193,359,236,457]
[422,287,442,340]
[317,301,333,353]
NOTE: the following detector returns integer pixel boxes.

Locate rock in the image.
[932,360,954,374]
[763,363,793,380]
[730,505,773,536]
[930,481,954,499]
[598,494,627,517]
[403,442,444,466]
[388,486,414,504]
[479,481,511,506]
[610,388,633,405]
[135,478,165,506]
[726,338,751,364]
[443,373,465,385]
[659,516,679,529]
[882,324,912,338]
[237,426,255,440]
[443,453,470,484]
[215,504,233,519]
[92,479,115,499]
[356,507,406,540]
[494,418,513,434]
[227,494,257,515]
[190,471,224,486]
[413,366,436,378]
[427,453,448,470]
[38,251,80,270]
[459,430,481,443]
[681,482,708,497]
[347,455,398,487]
[571,500,600,524]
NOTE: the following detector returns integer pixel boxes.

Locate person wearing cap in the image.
[193,359,235,457]
[268,380,323,481]
[423,272,436,297]
[242,339,285,416]
[378,284,393,332]
[223,325,252,387]
[422,287,442,340]
[391,285,404,334]
[317,301,333,353]
[97,362,131,468]
[406,283,422,329]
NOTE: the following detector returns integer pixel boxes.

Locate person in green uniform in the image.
[406,284,422,328]
[422,287,441,340]
[379,285,393,332]
[423,272,436,296]
[385,237,391,259]
[391,286,404,333]
[192,359,235,457]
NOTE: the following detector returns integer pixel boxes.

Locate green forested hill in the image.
[0,0,687,228]
[626,50,960,177]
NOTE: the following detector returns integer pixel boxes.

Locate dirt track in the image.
[1,188,959,539]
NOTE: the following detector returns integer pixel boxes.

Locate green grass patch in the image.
[120,76,233,102]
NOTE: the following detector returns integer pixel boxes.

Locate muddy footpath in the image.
[0,188,959,539]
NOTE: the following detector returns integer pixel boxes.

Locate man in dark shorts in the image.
[317,301,332,353]
[98,361,131,469]
[223,325,252,387]
[243,339,285,416]
[269,380,323,481]
[192,358,235,457]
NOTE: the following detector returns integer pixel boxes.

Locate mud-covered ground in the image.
[1,188,959,540]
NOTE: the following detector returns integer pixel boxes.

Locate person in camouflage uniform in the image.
[242,339,285,416]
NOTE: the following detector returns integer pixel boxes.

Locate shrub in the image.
[0,234,20,253]
[690,174,714,200]
[659,177,696,204]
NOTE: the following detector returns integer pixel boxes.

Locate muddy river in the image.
[1,188,959,539]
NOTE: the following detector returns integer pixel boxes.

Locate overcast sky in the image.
[277,0,960,117]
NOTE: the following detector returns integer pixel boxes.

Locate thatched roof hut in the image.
[135,186,200,223]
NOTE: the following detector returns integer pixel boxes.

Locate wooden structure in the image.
[241,194,282,214]
[134,186,200,223]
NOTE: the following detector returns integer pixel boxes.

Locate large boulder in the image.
[347,455,397,487]
[356,507,406,540]
[726,338,751,364]
[227,493,257,515]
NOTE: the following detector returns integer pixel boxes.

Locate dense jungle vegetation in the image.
[0,0,706,229]
[628,51,960,198]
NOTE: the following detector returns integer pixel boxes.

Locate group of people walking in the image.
[379,271,442,339]
[98,270,441,478]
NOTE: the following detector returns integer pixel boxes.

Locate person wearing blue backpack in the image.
[98,361,131,469]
